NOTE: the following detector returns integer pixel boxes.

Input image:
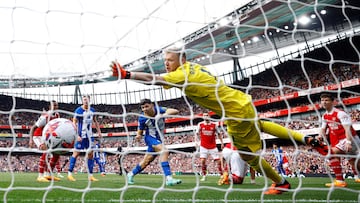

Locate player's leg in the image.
[87,151,98,181]
[33,136,49,182]
[100,161,106,176]
[228,121,290,195]
[199,146,208,181]
[325,143,348,187]
[55,157,64,178]
[45,154,61,181]
[348,136,360,183]
[67,150,80,181]
[277,160,286,177]
[250,166,256,184]
[326,156,347,187]
[37,153,50,182]
[259,120,307,142]
[230,152,246,184]
[218,147,231,185]
[127,138,158,184]
[127,153,156,184]
[210,149,223,176]
[350,158,360,183]
[154,144,181,186]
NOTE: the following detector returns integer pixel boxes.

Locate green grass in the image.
[0,173,360,203]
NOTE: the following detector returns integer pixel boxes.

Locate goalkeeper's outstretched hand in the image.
[110,61,131,79]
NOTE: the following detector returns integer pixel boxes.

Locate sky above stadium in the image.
[0,0,250,79]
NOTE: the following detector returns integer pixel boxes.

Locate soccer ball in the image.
[42,118,77,154]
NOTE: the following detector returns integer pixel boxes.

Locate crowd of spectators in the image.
[0,144,356,179]
[0,107,359,176]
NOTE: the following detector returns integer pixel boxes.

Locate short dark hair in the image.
[117,146,122,152]
[320,93,334,101]
[140,98,152,106]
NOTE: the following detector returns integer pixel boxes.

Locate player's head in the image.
[140,98,154,115]
[203,112,210,122]
[82,95,91,107]
[163,47,186,73]
[320,93,334,110]
[49,100,59,111]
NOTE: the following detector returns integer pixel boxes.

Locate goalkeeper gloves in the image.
[110,61,131,79]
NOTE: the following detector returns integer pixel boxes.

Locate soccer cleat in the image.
[127,174,134,185]
[57,173,64,178]
[44,176,61,181]
[101,173,106,177]
[200,176,206,182]
[166,178,182,186]
[355,178,360,183]
[89,176,99,182]
[218,172,229,185]
[37,176,50,182]
[264,180,291,195]
[306,136,329,156]
[67,175,76,182]
[325,180,347,187]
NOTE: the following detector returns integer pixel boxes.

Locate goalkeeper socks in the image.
[260,120,305,142]
[68,156,77,172]
[161,161,171,177]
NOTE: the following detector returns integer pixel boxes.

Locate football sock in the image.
[68,156,76,173]
[161,161,171,177]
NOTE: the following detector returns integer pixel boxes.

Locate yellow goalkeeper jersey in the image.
[162,62,255,120]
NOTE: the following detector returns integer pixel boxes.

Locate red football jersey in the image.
[322,108,357,146]
[33,112,60,136]
[197,121,218,149]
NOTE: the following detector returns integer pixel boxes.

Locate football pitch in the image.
[0,173,359,203]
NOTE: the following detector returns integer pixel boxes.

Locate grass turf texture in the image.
[0,173,359,203]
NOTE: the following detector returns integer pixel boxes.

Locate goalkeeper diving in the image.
[110,48,325,195]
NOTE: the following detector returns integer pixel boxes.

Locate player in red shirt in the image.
[218,143,256,185]
[196,112,224,182]
[29,100,62,182]
[281,150,295,177]
[318,93,360,187]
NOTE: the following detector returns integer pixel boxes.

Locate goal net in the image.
[0,0,360,202]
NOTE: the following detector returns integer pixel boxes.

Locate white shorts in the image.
[33,136,44,148]
[199,146,220,160]
[222,147,247,177]
[283,162,289,168]
[335,136,360,155]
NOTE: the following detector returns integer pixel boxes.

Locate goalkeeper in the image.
[110,48,322,195]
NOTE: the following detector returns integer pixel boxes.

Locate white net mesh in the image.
[0,0,360,202]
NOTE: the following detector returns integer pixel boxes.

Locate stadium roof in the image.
[1,0,357,89]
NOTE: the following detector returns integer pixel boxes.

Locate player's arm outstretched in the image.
[111,61,166,84]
